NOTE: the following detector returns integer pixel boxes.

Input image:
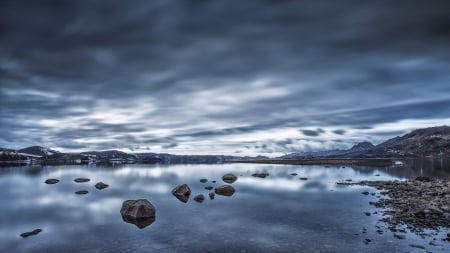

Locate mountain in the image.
[17,146,59,157]
[281,126,450,159]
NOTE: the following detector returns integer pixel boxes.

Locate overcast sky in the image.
[1,0,450,156]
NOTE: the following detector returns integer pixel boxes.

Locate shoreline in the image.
[233,158,395,167]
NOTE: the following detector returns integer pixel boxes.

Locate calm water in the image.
[1,161,449,253]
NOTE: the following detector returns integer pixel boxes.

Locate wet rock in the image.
[20,229,42,238]
[222,173,237,184]
[364,212,371,216]
[361,191,369,195]
[95,182,109,190]
[394,234,405,240]
[252,173,269,178]
[415,176,431,182]
[215,185,235,196]
[204,186,213,190]
[290,173,298,176]
[75,190,88,195]
[299,177,308,180]
[45,179,59,184]
[409,244,425,250]
[172,184,191,203]
[194,194,205,203]
[209,192,215,200]
[200,178,208,183]
[364,238,371,244]
[120,199,156,229]
[212,180,216,183]
[74,178,90,183]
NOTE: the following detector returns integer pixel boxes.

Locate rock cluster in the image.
[358,178,450,232]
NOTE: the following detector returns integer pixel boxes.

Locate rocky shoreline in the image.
[351,177,450,241]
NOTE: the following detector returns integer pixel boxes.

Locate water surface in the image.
[1,161,449,253]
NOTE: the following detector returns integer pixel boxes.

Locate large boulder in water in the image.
[222,173,237,184]
[214,185,235,196]
[120,199,156,229]
[172,184,191,203]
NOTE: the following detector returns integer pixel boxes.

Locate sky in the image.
[1,0,450,156]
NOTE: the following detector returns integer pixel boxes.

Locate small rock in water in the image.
[194,194,205,203]
[215,185,235,196]
[252,173,269,178]
[299,177,308,181]
[74,178,90,183]
[290,173,298,176]
[209,192,215,200]
[222,173,238,184]
[45,179,59,184]
[364,212,371,216]
[172,184,191,203]
[394,234,405,240]
[361,191,369,195]
[200,178,208,183]
[75,190,88,195]
[364,238,371,244]
[205,186,213,190]
[20,229,42,238]
[120,199,156,229]
[95,182,109,190]
[409,244,425,250]
[212,180,216,183]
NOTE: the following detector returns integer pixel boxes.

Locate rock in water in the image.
[172,184,191,203]
[209,192,215,200]
[45,179,59,184]
[95,182,109,190]
[252,173,269,178]
[215,185,235,196]
[20,229,42,238]
[205,186,213,190]
[120,199,156,229]
[74,178,90,183]
[222,173,238,184]
[75,190,88,195]
[200,178,208,183]
[194,194,205,203]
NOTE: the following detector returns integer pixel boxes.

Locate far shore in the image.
[233,158,395,167]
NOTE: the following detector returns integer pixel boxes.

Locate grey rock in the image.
[172,184,191,203]
[209,192,215,200]
[20,229,42,238]
[45,179,59,184]
[200,178,208,183]
[74,178,90,183]
[194,194,205,203]
[95,182,109,190]
[120,199,156,229]
[75,190,88,194]
[214,185,235,196]
[222,173,238,184]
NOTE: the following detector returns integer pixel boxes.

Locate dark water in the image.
[1,161,449,253]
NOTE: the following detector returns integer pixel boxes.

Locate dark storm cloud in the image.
[1,0,450,153]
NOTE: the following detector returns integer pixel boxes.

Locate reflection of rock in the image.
[45,179,59,184]
[222,173,237,183]
[120,199,156,229]
[95,182,109,190]
[172,184,191,203]
[200,178,208,183]
[215,185,235,196]
[252,173,269,178]
[75,190,88,194]
[209,192,215,200]
[20,228,42,238]
[74,178,90,183]
[194,194,205,203]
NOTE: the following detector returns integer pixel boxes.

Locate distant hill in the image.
[17,146,59,157]
[281,126,450,159]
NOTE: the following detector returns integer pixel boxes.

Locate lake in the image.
[1,161,449,253]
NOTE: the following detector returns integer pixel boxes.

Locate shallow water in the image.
[0,162,449,253]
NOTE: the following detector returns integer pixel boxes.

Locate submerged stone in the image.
[75,190,88,195]
[95,182,109,190]
[194,194,205,203]
[20,229,42,238]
